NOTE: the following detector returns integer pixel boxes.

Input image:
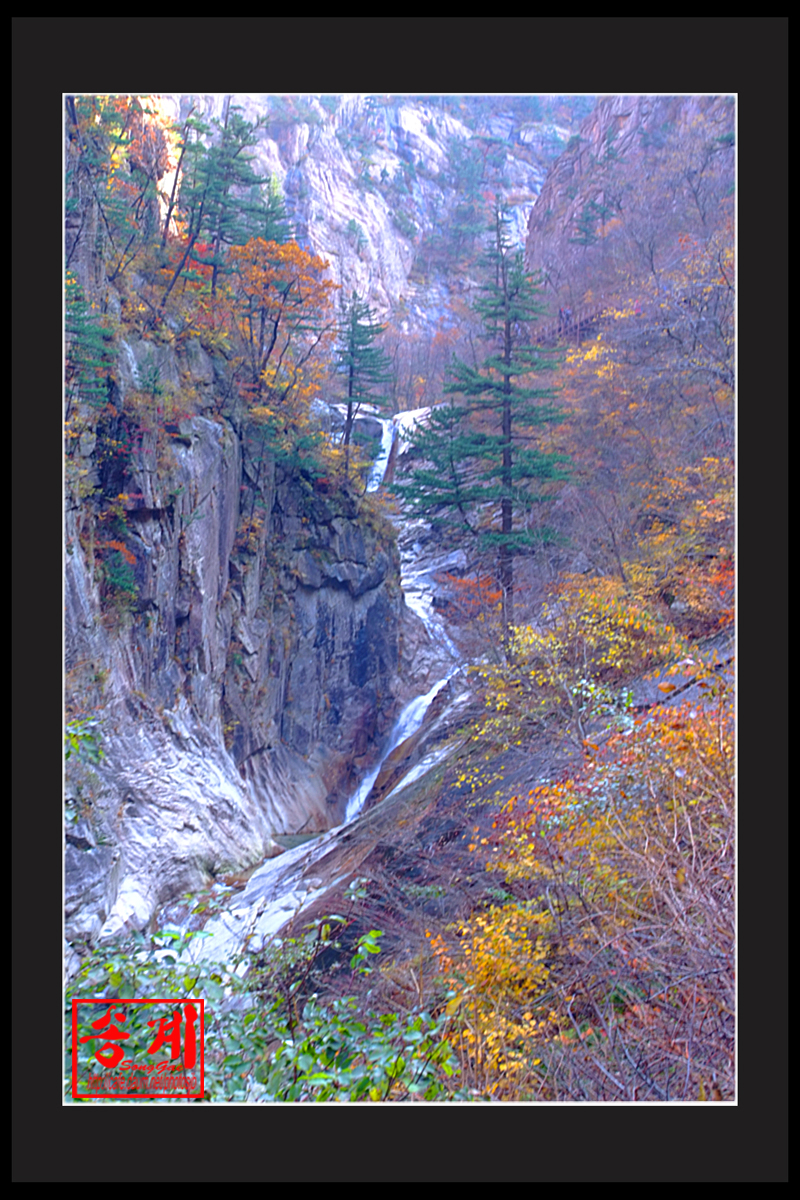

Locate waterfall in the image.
[183,662,463,962]
[366,417,395,492]
[344,668,457,823]
[348,412,464,819]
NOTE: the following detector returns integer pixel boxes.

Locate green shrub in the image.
[391,210,417,241]
[102,549,138,610]
[65,887,469,1103]
[64,717,104,764]
[346,218,367,252]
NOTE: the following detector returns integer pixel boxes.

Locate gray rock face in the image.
[152,94,546,328]
[65,398,403,943]
[524,95,734,308]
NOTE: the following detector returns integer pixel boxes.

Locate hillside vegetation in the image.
[65,94,734,1103]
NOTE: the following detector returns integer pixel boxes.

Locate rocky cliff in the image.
[65,331,409,943]
[524,94,735,317]
[63,93,572,947]
[148,93,549,325]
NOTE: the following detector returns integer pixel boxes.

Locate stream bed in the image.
[167,416,476,966]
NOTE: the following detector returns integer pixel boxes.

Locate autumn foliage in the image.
[472,574,687,749]
[428,665,734,1100]
[227,238,338,410]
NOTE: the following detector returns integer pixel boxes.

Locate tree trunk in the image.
[500,316,514,644]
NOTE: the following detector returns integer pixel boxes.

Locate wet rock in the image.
[65,406,403,943]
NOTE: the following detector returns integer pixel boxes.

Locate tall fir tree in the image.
[334,292,394,478]
[392,400,489,538]
[160,99,290,311]
[396,208,569,639]
[65,270,116,418]
[200,101,291,296]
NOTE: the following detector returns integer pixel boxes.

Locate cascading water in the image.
[181,410,468,963]
[365,412,460,650]
[340,412,463,822]
[366,417,395,493]
[344,668,458,823]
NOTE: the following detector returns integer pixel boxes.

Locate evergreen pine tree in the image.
[391,400,489,540]
[65,270,116,418]
[160,100,290,310]
[200,102,290,296]
[334,292,393,477]
[446,139,487,268]
[396,208,569,638]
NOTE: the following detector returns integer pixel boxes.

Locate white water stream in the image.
[344,667,458,822]
[366,416,395,493]
[182,412,465,962]
[347,412,463,820]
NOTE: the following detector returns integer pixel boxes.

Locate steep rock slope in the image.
[65,339,406,942]
[524,94,735,317]
[160,93,548,323]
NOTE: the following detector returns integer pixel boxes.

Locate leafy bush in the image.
[473,575,686,748]
[101,547,138,610]
[429,666,734,1101]
[66,888,467,1103]
[391,210,417,242]
[346,218,367,252]
[64,717,104,764]
[65,270,116,415]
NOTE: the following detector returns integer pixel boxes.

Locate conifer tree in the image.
[334,292,393,477]
[446,138,487,267]
[65,270,116,418]
[397,208,569,639]
[201,101,290,296]
[392,400,487,539]
[160,100,290,311]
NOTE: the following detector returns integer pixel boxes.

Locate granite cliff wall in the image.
[65,334,405,943]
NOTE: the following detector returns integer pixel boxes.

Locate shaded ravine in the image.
[182,692,469,968]
[179,420,470,964]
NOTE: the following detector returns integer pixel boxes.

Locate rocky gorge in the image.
[64,94,573,955]
[59,91,739,1112]
[64,389,446,946]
